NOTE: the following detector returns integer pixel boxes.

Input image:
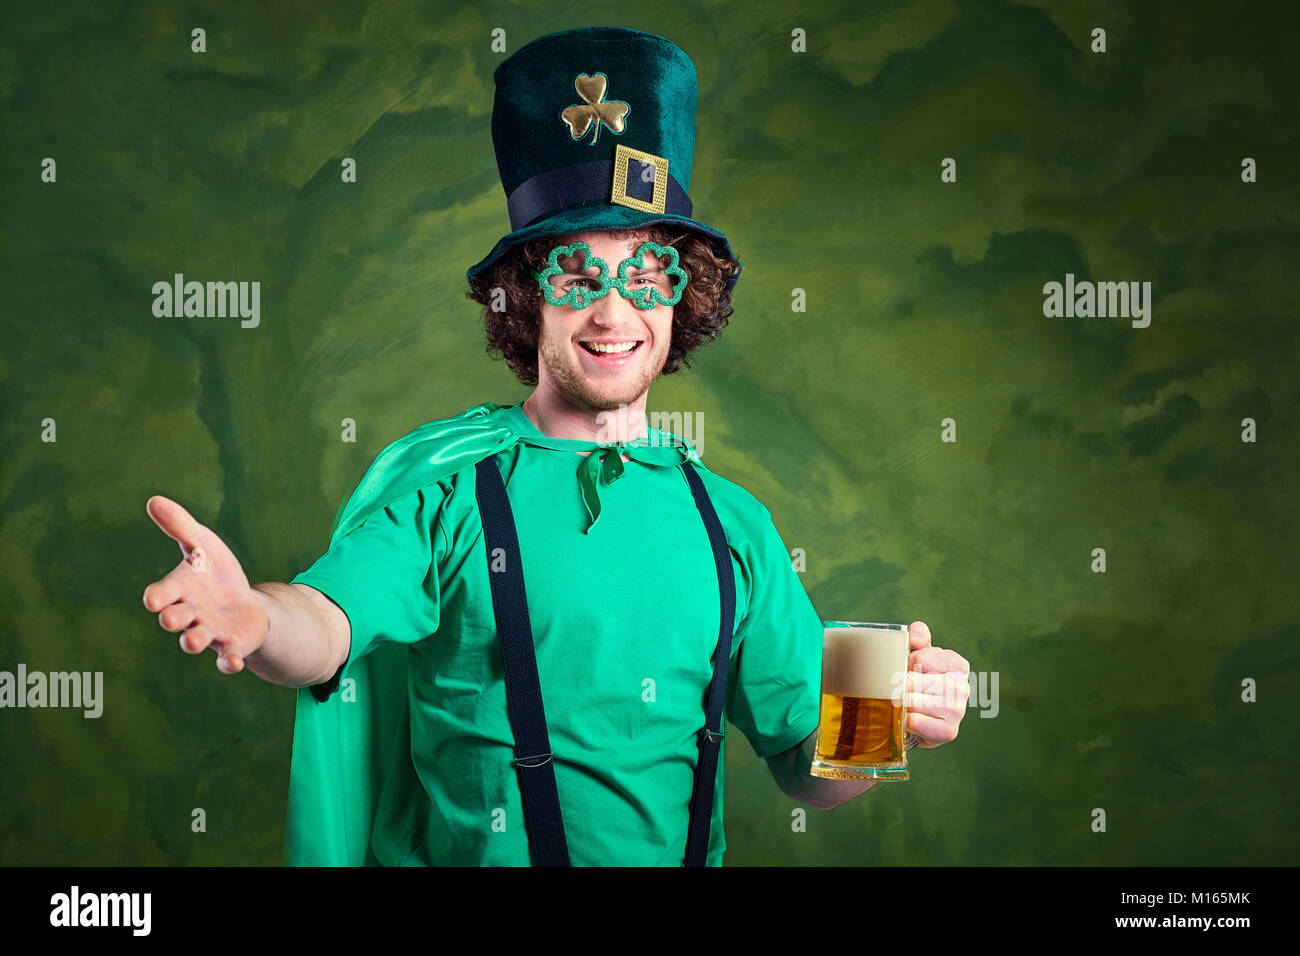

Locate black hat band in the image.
[506,159,694,231]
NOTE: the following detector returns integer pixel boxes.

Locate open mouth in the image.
[580,341,642,356]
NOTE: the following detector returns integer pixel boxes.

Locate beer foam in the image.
[821,625,910,700]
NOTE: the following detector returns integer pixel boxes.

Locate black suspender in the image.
[474,456,571,866]
[678,460,737,866]
[473,454,736,867]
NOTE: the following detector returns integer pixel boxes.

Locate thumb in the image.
[146,495,206,554]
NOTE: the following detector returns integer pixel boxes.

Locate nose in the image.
[587,287,650,325]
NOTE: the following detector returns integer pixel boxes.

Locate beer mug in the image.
[810,621,913,781]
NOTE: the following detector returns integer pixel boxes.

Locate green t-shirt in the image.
[290,402,822,866]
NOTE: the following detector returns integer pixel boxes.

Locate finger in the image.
[179,623,215,655]
[907,711,958,746]
[219,652,245,675]
[146,495,205,553]
[912,646,967,674]
[918,646,970,673]
[905,690,967,716]
[944,672,971,706]
[143,578,185,612]
[910,672,971,714]
[908,621,932,651]
[908,671,969,697]
[158,602,199,634]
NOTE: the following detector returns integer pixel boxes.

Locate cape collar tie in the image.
[505,407,697,533]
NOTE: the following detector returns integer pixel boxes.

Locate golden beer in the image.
[811,622,910,780]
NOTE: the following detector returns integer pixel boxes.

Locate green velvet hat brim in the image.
[466,205,741,294]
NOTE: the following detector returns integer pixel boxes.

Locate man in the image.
[142,26,969,866]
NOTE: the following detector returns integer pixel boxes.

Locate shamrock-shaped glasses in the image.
[531,240,688,310]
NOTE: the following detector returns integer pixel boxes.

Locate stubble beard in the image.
[537,333,670,412]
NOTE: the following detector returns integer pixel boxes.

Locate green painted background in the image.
[1,0,1296,866]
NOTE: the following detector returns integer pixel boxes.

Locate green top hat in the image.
[465,26,741,293]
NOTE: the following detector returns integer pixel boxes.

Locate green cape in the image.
[283,401,699,865]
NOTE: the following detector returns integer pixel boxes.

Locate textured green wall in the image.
[1,0,1296,865]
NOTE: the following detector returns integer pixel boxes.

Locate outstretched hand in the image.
[142,495,268,674]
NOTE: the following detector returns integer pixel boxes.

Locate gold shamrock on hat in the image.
[561,72,630,145]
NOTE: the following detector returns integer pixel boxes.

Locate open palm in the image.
[142,495,268,674]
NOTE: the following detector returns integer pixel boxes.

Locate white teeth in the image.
[585,341,637,354]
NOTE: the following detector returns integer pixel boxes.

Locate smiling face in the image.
[534,230,677,412]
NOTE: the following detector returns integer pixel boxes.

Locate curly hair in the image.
[465,226,740,387]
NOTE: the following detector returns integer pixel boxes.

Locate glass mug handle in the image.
[904,732,923,751]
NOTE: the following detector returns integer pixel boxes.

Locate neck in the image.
[521,386,650,443]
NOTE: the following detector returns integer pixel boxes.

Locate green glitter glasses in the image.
[531,240,689,310]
